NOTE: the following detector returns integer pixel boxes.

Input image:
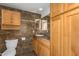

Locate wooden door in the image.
[64,8,79,56]
[12,11,21,25]
[2,9,12,25]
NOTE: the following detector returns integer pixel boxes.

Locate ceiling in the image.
[0,3,50,15]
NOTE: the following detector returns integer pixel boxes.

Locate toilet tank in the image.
[5,39,18,49]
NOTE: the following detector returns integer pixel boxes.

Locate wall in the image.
[36,15,50,40]
[0,5,41,56]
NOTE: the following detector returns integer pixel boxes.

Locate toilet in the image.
[2,39,18,56]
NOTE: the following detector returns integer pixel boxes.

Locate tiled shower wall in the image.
[0,5,41,56]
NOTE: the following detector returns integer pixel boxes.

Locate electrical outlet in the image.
[21,37,26,41]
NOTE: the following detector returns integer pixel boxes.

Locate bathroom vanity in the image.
[32,14,50,56]
[32,37,50,56]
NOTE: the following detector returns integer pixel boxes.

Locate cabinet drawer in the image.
[2,9,12,25]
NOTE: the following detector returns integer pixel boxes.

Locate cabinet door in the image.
[50,15,72,56]
[51,16,62,56]
[38,43,42,56]
[2,9,12,25]
[50,15,74,56]
[64,8,79,56]
[42,46,50,56]
[12,11,21,25]
[37,39,50,56]
[32,40,38,55]
[50,3,64,17]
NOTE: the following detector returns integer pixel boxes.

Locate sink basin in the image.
[35,34,44,37]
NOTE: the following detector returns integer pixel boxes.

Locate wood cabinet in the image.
[38,39,50,56]
[32,38,50,56]
[32,39,38,55]
[11,11,21,25]
[64,4,79,12]
[50,3,79,17]
[1,9,21,30]
[50,3,64,17]
[50,3,79,56]
[2,9,12,25]
[50,15,64,56]
[63,8,79,56]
